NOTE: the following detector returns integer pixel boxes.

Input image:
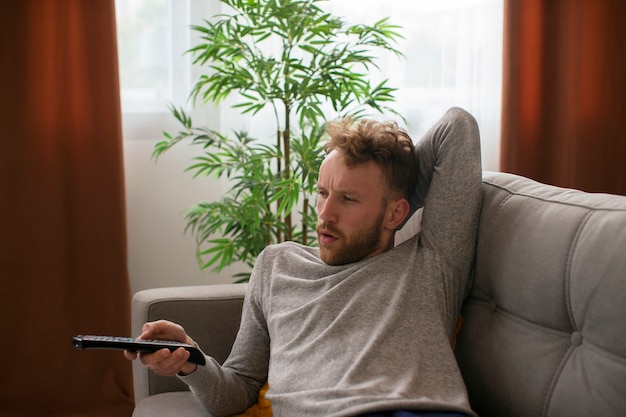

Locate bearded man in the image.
[127,107,483,417]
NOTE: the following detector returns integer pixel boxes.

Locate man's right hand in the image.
[123,320,198,376]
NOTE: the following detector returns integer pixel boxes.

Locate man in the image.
[126,107,483,417]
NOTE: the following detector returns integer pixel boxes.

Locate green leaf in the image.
[199,238,235,272]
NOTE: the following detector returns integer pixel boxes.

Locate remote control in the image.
[72,335,206,366]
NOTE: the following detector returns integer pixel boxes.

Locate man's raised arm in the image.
[413,107,482,275]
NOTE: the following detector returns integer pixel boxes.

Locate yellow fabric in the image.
[233,315,464,416]
[233,382,273,417]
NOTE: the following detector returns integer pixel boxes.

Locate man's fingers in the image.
[139,320,184,341]
[140,322,157,339]
[124,350,138,360]
[143,348,190,376]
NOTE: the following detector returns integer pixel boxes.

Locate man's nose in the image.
[318,198,337,223]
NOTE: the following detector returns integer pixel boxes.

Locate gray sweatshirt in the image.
[181,107,483,417]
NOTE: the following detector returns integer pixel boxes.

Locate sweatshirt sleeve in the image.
[178,253,271,416]
[413,107,482,277]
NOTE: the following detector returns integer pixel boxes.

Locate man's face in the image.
[316,150,389,265]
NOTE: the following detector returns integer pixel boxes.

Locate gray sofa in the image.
[131,171,626,417]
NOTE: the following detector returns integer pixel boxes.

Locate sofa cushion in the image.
[455,172,626,417]
[133,392,209,417]
[134,384,273,417]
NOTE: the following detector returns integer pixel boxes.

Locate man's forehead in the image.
[318,151,383,190]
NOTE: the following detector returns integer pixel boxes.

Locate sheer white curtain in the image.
[339,0,503,170]
[331,0,503,170]
[220,0,503,170]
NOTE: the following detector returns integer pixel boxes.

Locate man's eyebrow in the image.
[328,186,363,196]
[316,180,364,196]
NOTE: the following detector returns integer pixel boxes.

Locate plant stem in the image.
[275,129,282,242]
[283,94,293,241]
[302,196,309,244]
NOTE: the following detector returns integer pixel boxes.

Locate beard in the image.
[317,211,385,266]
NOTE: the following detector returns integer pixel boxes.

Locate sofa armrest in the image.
[131,284,247,404]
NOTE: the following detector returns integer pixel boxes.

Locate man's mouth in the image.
[317,228,339,245]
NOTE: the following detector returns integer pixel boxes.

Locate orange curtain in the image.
[501,0,626,195]
[0,1,134,416]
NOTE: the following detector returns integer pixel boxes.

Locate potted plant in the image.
[153,0,404,282]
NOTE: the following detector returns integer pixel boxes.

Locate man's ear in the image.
[385,198,411,231]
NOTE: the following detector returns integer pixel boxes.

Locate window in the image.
[116,0,182,113]
[115,0,217,139]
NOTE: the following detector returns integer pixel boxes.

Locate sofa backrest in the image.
[455,171,626,417]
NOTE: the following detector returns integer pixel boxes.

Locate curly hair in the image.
[324,117,418,201]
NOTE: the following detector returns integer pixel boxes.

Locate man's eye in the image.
[344,196,355,202]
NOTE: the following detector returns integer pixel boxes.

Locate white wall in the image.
[123,134,247,294]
